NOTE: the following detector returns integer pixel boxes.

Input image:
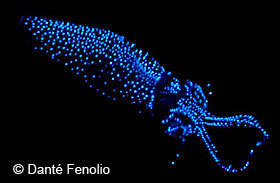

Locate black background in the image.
[4,2,276,182]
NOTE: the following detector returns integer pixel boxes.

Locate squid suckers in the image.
[19,15,269,173]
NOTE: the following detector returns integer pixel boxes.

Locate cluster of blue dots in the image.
[163,80,269,172]
[159,73,182,95]
[20,16,165,109]
[20,16,269,173]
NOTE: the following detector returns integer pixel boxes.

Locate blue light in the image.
[20,15,269,173]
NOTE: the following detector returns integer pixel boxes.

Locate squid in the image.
[19,15,269,173]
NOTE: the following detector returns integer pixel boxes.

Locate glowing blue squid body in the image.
[19,16,269,173]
